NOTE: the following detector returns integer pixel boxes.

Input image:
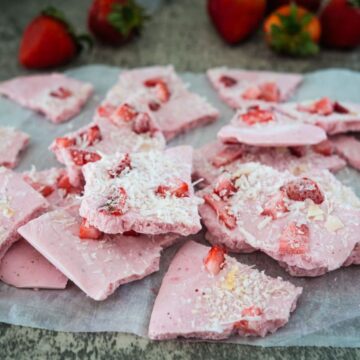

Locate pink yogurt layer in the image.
[149,241,302,340]
[0,239,67,289]
[0,73,93,123]
[18,205,178,301]
[198,163,360,276]
[207,67,303,109]
[0,168,48,261]
[80,146,202,236]
[0,127,29,168]
[331,135,360,171]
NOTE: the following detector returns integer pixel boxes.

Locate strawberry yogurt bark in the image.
[18,205,178,300]
[149,241,302,340]
[198,163,360,276]
[330,135,360,171]
[217,106,327,147]
[207,67,303,109]
[0,73,93,123]
[50,93,166,186]
[101,65,219,140]
[193,140,346,187]
[0,239,68,289]
[279,97,360,135]
[0,168,48,260]
[80,146,202,236]
[0,127,29,168]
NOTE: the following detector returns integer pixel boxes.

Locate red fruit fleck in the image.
[29,181,55,197]
[57,174,73,194]
[312,140,333,156]
[144,78,162,87]
[242,86,262,100]
[240,107,275,126]
[50,87,72,99]
[148,101,161,111]
[258,82,281,102]
[98,187,127,216]
[212,145,243,167]
[55,137,76,148]
[79,125,102,146]
[279,222,310,255]
[97,103,116,117]
[156,179,190,198]
[132,113,153,135]
[283,177,324,204]
[219,75,238,87]
[289,146,307,158]
[261,190,289,219]
[234,306,263,334]
[242,306,263,317]
[70,149,101,166]
[79,218,102,240]
[213,175,236,199]
[333,101,349,114]
[115,103,138,122]
[123,230,140,236]
[204,194,237,230]
[108,153,131,178]
[204,245,226,276]
[156,81,170,102]
[299,97,334,116]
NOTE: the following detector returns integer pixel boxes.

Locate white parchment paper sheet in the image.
[0,65,360,347]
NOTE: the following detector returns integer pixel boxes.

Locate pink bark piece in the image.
[149,241,302,340]
[0,239,67,289]
[198,163,360,276]
[0,73,93,123]
[217,107,327,147]
[0,127,29,169]
[331,135,360,171]
[18,205,178,301]
[207,67,303,109]
[0,168,48,260]
[80,146,202,236]
[102,66,219,140]
[193,141,346,187]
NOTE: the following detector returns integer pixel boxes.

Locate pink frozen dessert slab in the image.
[0,127,29,168]
[0,168,48,260]
[50,93,166,187]
[198,163,360,276]
[279,97,360,135]
[0,73,93,123]
[193,140,346,187]
[0,239,68,289]
[207,67,303,109]
[148,241,302,340]
[80,146,202,236]
[18,205,178,301]
[217,106,327,147]
[101,65,219,140]
[330,135,360,171]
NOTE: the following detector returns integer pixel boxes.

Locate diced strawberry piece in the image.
[333,101,349,114]
[212,146,243,168]
[148,101,161,111]
[85,125,102,145]
[289,146,307,158]
[108,153,131,178]
[242,86,262,100]
[97,103,116,118]
[300,97,334,116]
[132,113,153,135]
[219,75,237,87]
[79,218,102,240]
[258,82,281,102]
[213,175,236,199]
[57,174,72,194]
[49,87,72,99]
[98,187,127,216]
[261,190,289,219]
[156,179,190,198]
[156,81,170,102]
[240,107,275,126]
[70,149,101,166]
[203,245,226,276]
[283,177,324,205]
[234,306,263,334]
[312,140,333,156]
[204,194,237,230]
[144,78,162,87]
[29,181,54,197]
[279,222,310,255]
[242,306,263,317]
[123,230,140,237]
[55,137,76,148]
[115,103,138,122]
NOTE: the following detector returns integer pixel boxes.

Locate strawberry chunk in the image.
[204,194,237,230]
[70,149,101,166]
[79,218,102,240]
[115,103,138,122]
[148,101,161,111]
[55,137,76,148]
[312,140,333,156]
[212,146,243,168]
[279,222,310,255]
[261,190,289,219]
[156,179,189,198]
[299,97,334,116]
[234,306,263,334]
[242,86,261,100]
[204,245,226,276]
[333,101,349,114]
[283,177,324,204]
[97,103,116,118]
[144,78,162,87]
[240,107,275,126]
[108,153,131,178]
[29,181,54,197]
[289,146,307,158]
[213,175,236,199]
[123,230,140,237]
[242,306,263,317]
[49,87,72,99]
[85,125,102,145]
[144,78,170,102]
[98,187,127,216]
[132,113,153,135]
[219,75,237,87]
[258,82,281,102]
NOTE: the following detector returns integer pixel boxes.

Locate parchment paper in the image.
[0,65,360,347]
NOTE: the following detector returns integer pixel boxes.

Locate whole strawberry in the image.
[88,0,147,46]
[19,7,91,69]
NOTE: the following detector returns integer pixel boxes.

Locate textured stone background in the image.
[1,0,360,358]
